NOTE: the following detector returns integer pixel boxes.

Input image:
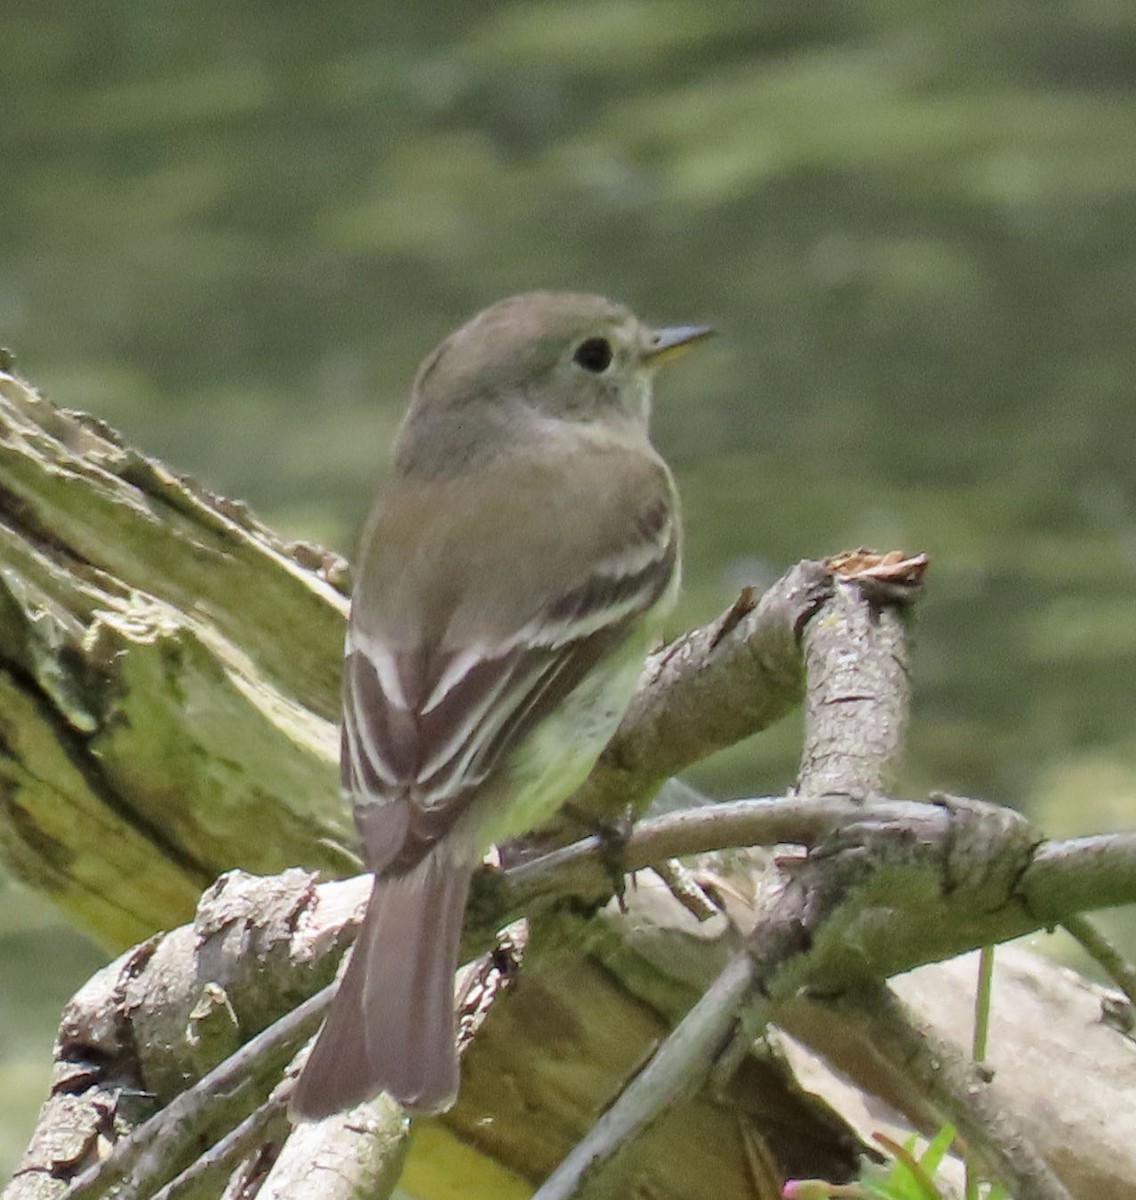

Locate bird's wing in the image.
[341,452,678,873]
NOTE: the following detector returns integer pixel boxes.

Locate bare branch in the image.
[1061,913,1136,1006]
[2,376,1132,1199]
[561,559,833,826]
[1024,832,1136,919]
[11,793,1136,1200]
[798,573,912,798]
[531,954,759,1200]
[65,988,331,1200]
[531,566,915,1199]
[253,1095,409,1200]
[149,1086,291,1200]
[528,559,1071,1200]
[833,983,1073,1200]
[648,860,721,922]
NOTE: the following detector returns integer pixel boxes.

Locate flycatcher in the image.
[292,291,710,1118]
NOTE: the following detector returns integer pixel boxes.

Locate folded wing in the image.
[341,494,678,873]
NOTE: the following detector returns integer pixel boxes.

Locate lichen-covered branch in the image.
[0,372,352,945]
[0,370,826,944]
[4,374,1135,1200]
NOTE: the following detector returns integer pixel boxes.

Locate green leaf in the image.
[917,1125,957,1177]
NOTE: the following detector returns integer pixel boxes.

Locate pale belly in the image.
[467,626,650,853]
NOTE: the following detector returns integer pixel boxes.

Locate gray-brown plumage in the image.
[291,292,709,1119]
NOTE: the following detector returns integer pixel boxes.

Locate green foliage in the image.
[785,1126,1013,1199]
[863,1127,967,1200]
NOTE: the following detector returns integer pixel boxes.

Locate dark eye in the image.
[572,337,613,373]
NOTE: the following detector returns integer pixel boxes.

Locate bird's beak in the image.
[642,324,714,366]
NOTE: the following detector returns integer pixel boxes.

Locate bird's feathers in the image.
[291,853,473,1118]
[292,291,700,1121]
[341,442,678,874]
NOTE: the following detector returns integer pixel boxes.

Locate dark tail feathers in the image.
[291,855,473,1118]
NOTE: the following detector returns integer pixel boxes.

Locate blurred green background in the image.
[3,0,1136,1174]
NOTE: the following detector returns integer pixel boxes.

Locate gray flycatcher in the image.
[292,291,710,1118]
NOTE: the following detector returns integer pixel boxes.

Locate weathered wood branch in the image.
[528,566,1069,1200]
[0,372,351,945]
[2,371,1134,1200]
[0,369,825,946]
[13,803,1133,1199]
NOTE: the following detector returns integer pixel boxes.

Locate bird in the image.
[291,291,711,1119]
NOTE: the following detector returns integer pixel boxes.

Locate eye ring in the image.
[572,337,614,374]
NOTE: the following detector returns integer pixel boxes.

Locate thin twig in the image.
[737,1117,784,1200]
[67,984,334,1200]
[530,952,759,1200]
[503,797,1136,949]
[649,859,721,922]
[837,983,1073,1200]
[1062,912,1136,1005]
[149,1082,292,1200]
[505,794,925,897]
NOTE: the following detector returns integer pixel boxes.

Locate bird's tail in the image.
[291,854,474,1119]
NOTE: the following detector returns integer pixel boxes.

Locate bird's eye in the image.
[572,337,614,373]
